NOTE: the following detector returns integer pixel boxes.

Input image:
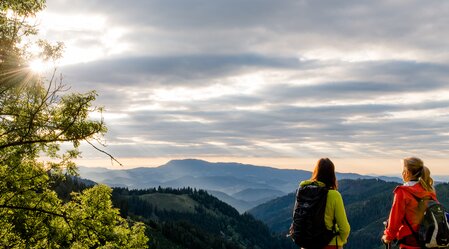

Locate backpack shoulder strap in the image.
[404,215,420,242]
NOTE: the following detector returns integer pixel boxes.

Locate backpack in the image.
[405,194,449,248]
[290,183,337,249]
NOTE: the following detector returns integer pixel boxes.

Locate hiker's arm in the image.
[384,189,406,241]
[335,192,350,243]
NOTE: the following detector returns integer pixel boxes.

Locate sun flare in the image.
[28,59,51,73]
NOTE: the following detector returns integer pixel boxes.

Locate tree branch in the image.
[0,134,96,150]
[0,204,66,218]
[86,140,123,166]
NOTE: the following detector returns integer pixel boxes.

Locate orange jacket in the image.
[384,182,437,243]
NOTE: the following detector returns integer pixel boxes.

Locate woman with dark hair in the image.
[290,158,350,249]
[382,157,437,249]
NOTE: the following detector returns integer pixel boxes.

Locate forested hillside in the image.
[249,179,449,249]
[55,177,449,249]
[111,187,296,249]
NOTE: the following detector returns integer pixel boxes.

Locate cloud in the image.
[41,0,449,163]
[46,0,449,60]
[61,54,307,87]
[93,94,449,159]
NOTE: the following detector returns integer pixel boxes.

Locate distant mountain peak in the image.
[163,158,210,167]
[163,158,287,171]
[168,158,208,163]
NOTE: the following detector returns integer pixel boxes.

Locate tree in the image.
[0,0,148,247]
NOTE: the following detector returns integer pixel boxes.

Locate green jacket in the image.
[299,180,351,245]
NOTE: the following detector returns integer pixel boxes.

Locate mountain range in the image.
[78,159,402,212]
[64,175,449,249]
[71,160,449,249]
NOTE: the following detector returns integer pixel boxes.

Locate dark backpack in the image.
[405,194,449,248]
[290,183,337,249]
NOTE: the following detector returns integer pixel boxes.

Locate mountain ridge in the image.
[78,158,403,212]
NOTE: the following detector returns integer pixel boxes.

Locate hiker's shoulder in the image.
[393,182,423,194]
[394,183,436,199]
[327,189,342,199]
[299,180,326,187]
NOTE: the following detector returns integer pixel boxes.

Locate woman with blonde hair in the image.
[382,157,437,249]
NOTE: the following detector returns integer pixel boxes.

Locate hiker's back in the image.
[289,158,350,249]
[384,180,449,248]
[412,197,449,248]
[291,181,334,249]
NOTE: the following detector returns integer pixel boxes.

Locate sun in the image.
[28,59,52,73]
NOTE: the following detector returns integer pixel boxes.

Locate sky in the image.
[34,0,449,175]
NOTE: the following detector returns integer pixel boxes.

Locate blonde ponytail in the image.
[403,157,434,192]
[419,165,434,192]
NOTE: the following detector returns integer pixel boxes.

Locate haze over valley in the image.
[79,158,405,212]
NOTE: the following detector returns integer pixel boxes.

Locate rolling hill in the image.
[79,159,402,212]
[111,187,296,249]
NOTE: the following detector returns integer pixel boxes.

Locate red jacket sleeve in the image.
[384,188,406,241]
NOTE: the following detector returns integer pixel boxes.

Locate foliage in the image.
[0,0,148,247]
[112,187,296,249]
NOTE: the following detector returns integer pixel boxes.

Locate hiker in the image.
[382,157,438,249]
[290,158,350,249]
